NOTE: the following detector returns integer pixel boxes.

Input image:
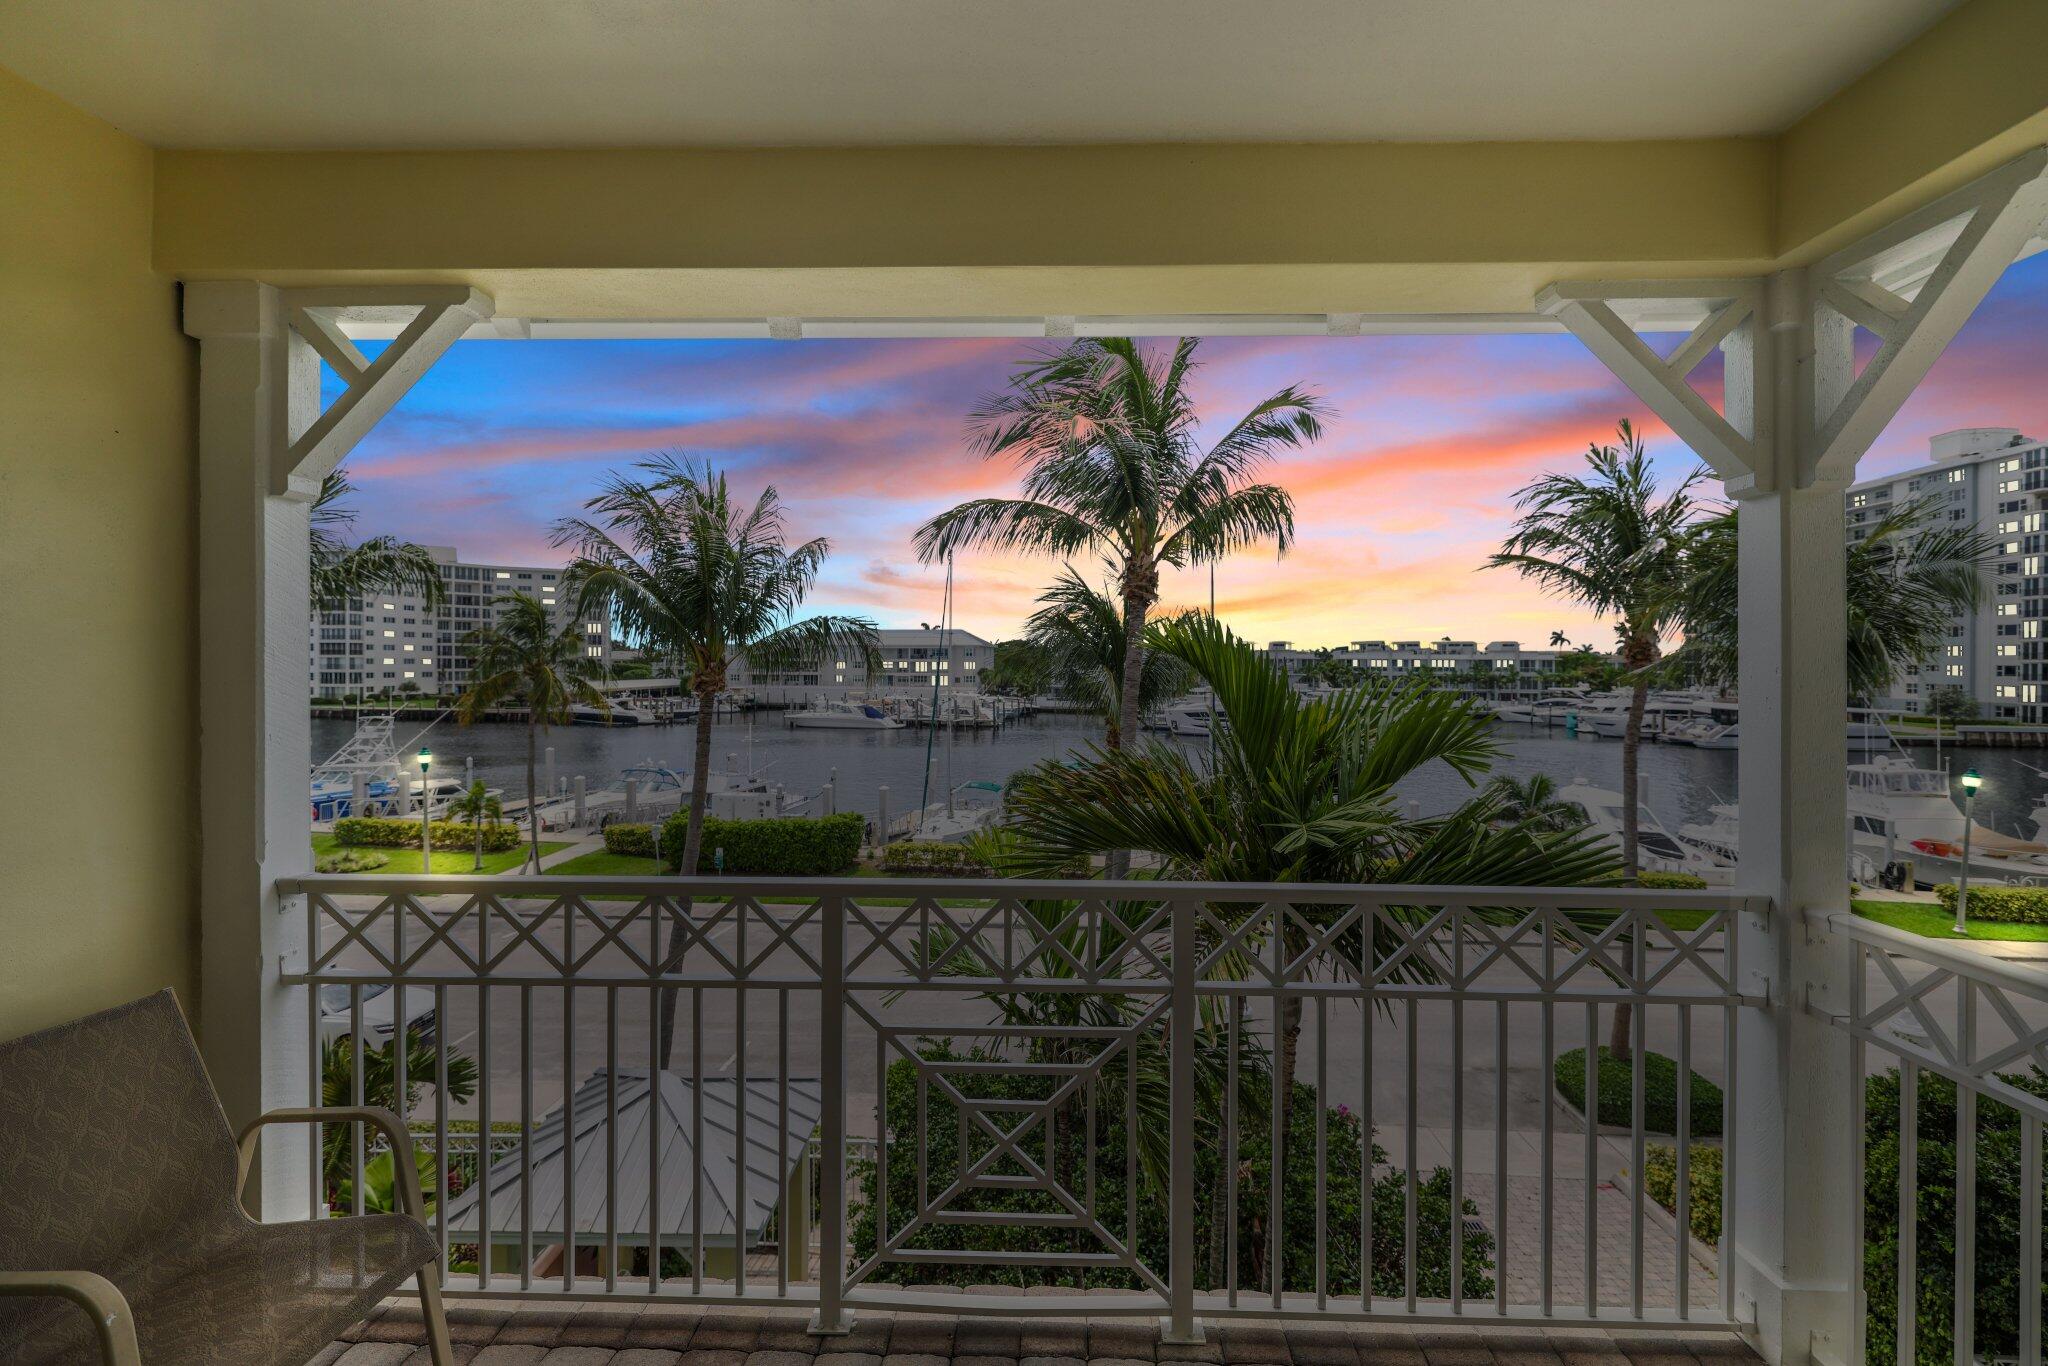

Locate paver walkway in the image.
[319,1301,1758,1366]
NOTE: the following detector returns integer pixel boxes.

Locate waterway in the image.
[311,710,2048,844]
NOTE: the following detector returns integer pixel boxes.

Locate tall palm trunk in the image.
[1107,569,1155,880]
[657,683,720,1069]
[1611,664,1650,1061]
[525,721,542,873]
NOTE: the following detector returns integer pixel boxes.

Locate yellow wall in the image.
[0,67,196,1041]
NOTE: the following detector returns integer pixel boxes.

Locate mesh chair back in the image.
[0,991,238,1274]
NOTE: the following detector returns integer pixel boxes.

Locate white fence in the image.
[282,874,1767,1336]
[1815,909,2048,1366]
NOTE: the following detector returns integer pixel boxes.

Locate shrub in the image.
[600,811,866,875]
[315,848,390,873]
[333,816,522,853]
[879,841,993,877]
[1634,871,1709,890]
[1932,881,2048,925]
[851,1047,1492,1298]
[603,822,656,858]
[1862,1066,2048,1366]
[1553,1046,1723,1137]
[1640,1142,1721,1247]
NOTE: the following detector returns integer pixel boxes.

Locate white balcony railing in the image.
[280,873,1765,1336]
[1812,908,2048,1366]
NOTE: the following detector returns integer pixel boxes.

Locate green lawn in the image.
[1851,897,2048,942]
[311,834,569,876]
[544,850,664,877]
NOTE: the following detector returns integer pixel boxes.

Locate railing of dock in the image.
[279,873,1763,1336]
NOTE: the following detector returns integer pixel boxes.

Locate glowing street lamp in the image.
[1954,768,1982,934]
[417,747,433,873]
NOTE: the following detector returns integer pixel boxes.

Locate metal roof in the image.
[441,1070,822,1247]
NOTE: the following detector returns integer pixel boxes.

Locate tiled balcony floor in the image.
[317,1300,1759,1366]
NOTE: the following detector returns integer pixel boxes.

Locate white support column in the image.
[1531,142,2048,1360]
[187,280,493,1217]
[1727,269,1858,1366]
[185,281,316,1217]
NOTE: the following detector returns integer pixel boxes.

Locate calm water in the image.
[312,711,2048,840]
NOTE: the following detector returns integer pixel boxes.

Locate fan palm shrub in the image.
[997,616,1621,1215]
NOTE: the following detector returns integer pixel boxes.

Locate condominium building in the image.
[1844,427,2043,718]
[309,546,612,698]
[727,627,994,706]
[1263,637,1576,694]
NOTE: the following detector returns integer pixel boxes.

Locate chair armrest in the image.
[0,1270,142,1366]
[236,1105,429,1221]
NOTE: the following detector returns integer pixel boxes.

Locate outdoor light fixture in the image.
[418,747,434,872]
[418,747,433,771]
[1955,769,1983,934]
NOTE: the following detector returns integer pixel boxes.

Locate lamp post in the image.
[1954,767,1982,934]
[417,747,433,874]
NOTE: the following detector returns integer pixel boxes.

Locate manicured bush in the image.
[599,812,866,875]
[315,848,390,873]
[1553,1046,1723,1137]
[879,841,993,877]
[1862,1066,2048,1366]
[603,822,657,858]
[1932,881,2048,924]
[1640,1142,1721,1247]
[851,1047,1492,1298]
[1634,871,1709,890]
[333,816,522,853]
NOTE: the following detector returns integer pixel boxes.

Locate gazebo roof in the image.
[442,1071,822,1247]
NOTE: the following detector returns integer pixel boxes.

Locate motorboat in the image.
[1494,689,1591,725]
[786,699,906,730]
[1848,753,2048,883]
[569,698,655,726]
[533,758,796,831]
[310,712,473,818]
[1666,699,1741,748]
[1556,780,1734,884]
[1164,692,1223,738]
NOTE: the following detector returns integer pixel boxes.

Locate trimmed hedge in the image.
[1932,881,2048,924]
[333,816,521,853]
[1641,1142,1721,1248]
[1554,1046,1724,1137]
[602,811,864,876]
[1634,870,1709,890]
[879,841,993,877]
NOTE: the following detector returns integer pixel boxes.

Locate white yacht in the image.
[1582,691,1706,740]
[785,699,906,730]
[569,697,655,726]
[1848,754,2048,883]
[1162,692,1223,738]
[1495,689,1591,724]
[1556,780,1735,884]
[1667,699,1741,749]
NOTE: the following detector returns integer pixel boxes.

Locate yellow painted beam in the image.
[1777,0,2048,262]
[155,140,1774,319]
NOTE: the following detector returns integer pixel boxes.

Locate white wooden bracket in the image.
[1539,147,2048,494]
[271,286,494,498]
[1804,146,2048,486]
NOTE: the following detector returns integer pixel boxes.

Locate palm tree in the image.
[999,617,1620,1214]
[455,594,606,872]
[1022,569,1195,746]
[915,337,1322,757]
[1488,421,1708,1060]
[553,456,879,1066]
[311,468,447,612]
[447,780,504,872]
[1482,772,1587,835]
[1549,630,1571,648]
[1672,496,1994,699]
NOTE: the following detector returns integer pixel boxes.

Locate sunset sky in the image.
[336,253,2048,649]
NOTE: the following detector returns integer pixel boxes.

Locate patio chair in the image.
[0,991,453,1365]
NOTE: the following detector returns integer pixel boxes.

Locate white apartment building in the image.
[1844,426,2043,719]
[310,546,612,698]
[727,627,994,706]
[1263,636,1576,693]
